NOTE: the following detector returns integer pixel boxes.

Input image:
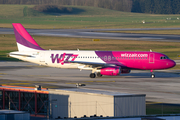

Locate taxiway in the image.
[1,27,180,42]
[0,61,180,104]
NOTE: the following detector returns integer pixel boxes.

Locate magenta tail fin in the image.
[12,23,44,51]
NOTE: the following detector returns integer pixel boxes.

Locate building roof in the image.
[0,110,27,114]
[53,88,146,97]
[0,85,49,94]
[0,85,145,97]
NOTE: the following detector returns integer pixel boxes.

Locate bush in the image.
[33,5,73,13]
[23,6,28,16]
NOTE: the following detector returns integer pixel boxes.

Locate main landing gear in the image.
[97,72,102,77]
[89,72,102,78]
[150,70,155,78]
[90,68,97,78]
[90,73,96,78]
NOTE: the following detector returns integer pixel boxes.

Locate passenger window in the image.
[160,56,168,59]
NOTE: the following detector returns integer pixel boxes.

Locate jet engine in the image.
[121,69,131,74]
[100,66,120,76]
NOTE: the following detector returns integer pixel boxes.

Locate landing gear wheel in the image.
[151,74,155,78]
[90,73,96,78]
[97,72,102,77]
[150,70,155,78]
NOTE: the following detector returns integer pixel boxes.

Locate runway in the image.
[1,27,180,42]
[0,61,180,104]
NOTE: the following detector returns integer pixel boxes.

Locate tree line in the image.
[131,0,180,14]
[33,5,73,13]
[0,0,133,12]
[0,0,180,14]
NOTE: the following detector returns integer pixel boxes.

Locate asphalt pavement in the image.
[1,27,180,42]
[0,61,180,104]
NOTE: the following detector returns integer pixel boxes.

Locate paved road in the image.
[1,27,180,42]
[0,61,180,104]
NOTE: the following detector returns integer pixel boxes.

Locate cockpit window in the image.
[160,56,169,59]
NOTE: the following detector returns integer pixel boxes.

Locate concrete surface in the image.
[0,61,180,104]
[1,28,180,42]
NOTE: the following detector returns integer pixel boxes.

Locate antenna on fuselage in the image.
[77,48,79,51]
[150,49,152,52]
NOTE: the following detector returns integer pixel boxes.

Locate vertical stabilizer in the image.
[12,23,44,51]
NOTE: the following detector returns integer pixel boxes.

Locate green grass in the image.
[1,34,180,61]
[0,51,19,61]
[146,103,180,115]
[0,5,180,60]
[103,30,180,35]
[1,4,180,29]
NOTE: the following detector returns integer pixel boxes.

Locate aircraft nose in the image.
[167,60,176,68]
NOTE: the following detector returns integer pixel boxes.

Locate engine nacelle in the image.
[100,66,120,76]
[121,69,131,74]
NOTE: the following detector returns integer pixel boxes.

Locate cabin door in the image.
[149,53,154,63]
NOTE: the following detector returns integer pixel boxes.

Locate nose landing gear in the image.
[151,74,155,78]
[150,70,155,78]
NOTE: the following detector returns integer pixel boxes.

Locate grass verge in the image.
[1,5,180,29]
[1,34,180,61]
[146,102,180,115]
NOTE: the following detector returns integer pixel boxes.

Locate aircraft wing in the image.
[67,60,116,68]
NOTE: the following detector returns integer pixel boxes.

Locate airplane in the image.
[9,23,176,78]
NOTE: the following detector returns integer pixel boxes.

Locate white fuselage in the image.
[10,50,105,70]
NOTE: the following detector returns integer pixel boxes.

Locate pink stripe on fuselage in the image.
[12,23,40,47]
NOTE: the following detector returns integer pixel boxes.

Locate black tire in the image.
[97,72,102,77]
[90,73,96,78]
[151,74,155,78]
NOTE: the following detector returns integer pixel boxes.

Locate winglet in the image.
[12,23,44,51]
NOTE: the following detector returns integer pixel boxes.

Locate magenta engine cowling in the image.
[100,66,120,76]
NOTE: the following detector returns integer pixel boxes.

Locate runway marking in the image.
[26,65,47,68]
[31,81,57,83]
[85,80,115,83]
[66,83,88,85]
[0,73,6,75]
[26,75,51,77]
[0,80,57,84]
[2,83,31,86]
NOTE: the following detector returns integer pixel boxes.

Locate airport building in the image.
[0,110,30,120]
[0,85,146,119]
[49,88,146,118]
[0,85,49,117]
